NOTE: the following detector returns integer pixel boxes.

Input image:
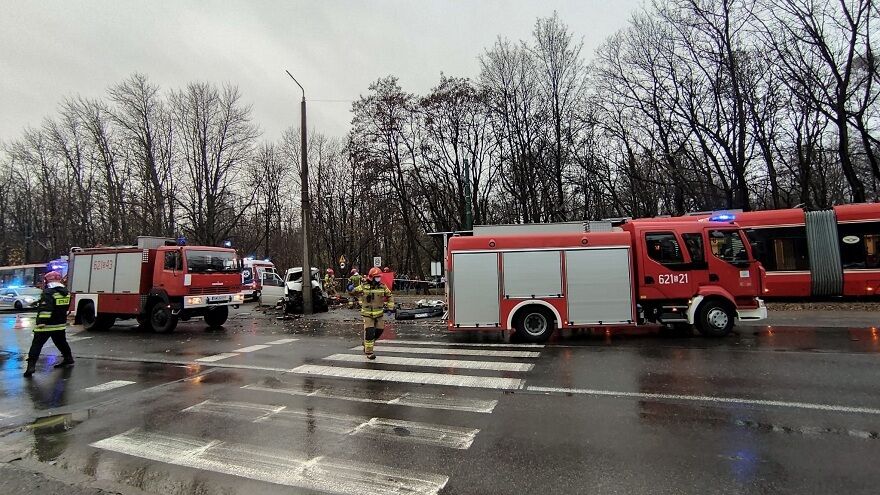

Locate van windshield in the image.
[185,250,239,273]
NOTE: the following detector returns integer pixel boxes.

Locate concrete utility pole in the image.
[286,70,313,314]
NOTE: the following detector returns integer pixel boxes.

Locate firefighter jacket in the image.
[35,284,70,332]
[348,273,362,291]
[352,282,394,318]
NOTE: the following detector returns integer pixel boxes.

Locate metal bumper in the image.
[183,293,245,309]
[737,298,768,321]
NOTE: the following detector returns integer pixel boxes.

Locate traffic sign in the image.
[373,256,382,267]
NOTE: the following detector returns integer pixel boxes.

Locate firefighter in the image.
[347,268,362,309]
[24,271,74,377]
[351,267,394,360]
[323,268,337,297]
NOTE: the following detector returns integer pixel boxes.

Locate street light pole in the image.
[286,70,313,314]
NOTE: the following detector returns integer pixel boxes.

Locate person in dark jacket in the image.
[24,271,74,377]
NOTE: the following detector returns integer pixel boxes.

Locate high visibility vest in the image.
[35,286,70,332]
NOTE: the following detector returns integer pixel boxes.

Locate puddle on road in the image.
[25,411,87,461]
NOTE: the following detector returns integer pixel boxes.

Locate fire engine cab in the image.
[446,217,767,342]
[68,237,244,333]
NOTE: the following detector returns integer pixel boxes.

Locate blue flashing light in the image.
[264,258,271,262]
[223,240,233,248]
[709,213,736,222]
[177,236,187,246]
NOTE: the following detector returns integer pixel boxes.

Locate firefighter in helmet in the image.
[323,268,337,297]
[24,271,74,377]
[347,268,362,309]
[351,267,394,359]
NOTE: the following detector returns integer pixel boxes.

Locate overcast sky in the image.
[1,0,643,142]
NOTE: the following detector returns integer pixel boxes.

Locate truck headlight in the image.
[187,296,203,305]
[233,293,244,303]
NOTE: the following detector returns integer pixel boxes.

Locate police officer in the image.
[351,267,394,360]
[24,271,74,377]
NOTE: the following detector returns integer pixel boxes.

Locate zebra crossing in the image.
[89,338,543,495]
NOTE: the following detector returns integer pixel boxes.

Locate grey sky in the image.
[1,0,643,142]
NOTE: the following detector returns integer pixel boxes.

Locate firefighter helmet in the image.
[43,271,63,283]
[367,267,382,279]
[326,268,334,275]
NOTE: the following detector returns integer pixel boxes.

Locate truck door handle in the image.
[644,276,654,285]
[709,273,719,282]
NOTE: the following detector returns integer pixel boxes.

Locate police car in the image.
[0,286,42,310]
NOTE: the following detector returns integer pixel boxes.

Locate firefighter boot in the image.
[54,357,75,368]
[363,328,376,360]
[23,359,36,378]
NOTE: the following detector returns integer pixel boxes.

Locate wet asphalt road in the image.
[0,305,879,494]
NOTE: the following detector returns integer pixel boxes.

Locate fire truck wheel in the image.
[81,301,114,331]
[149,302,179,333]
[204,306,229,328]
[513,306,556,343]
[695,300,734,337]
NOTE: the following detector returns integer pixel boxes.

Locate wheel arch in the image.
[687,293,736,325]
[73,294,98,324]
[506,299,562,331]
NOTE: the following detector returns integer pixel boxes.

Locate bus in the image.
[0,263,47,288]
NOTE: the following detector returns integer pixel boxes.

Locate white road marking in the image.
[69,354,292,372]
[265,338,298,345]
[91,428,448,495]
[185,400,479,449]
[528,386,880,415]
[380,339,544,348]
[234,345,271,353]
[82,380,136,393]
[291,364,524,390]
[349,345,540,358]
[325,353,534,372]
[195,353,239,362]
[242,384,498,413]
[65,335,92,343]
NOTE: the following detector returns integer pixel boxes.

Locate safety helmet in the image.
[382,266,390,272]
[43,271,63,283]
[350,269,358,275]
[326,268,334,275]
[367,267,382,279]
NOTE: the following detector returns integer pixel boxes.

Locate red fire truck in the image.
[68,237,244,333]
[634,203,880,298]
[446,217,767,342]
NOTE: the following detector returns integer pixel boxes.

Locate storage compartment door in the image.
[452,252,500,326]
[502,250,563,298]
[114,252,143,293]
[565,248,634,324]
[71,254,93,293]
[89,254,117,293]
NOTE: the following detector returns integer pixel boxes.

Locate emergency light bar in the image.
[708,213,736,222]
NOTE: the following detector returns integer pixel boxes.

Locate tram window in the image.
[745,227,810,271]
[645,232,684,265]
[838,222,880,269]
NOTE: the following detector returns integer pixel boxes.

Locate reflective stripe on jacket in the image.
[34,286,70,333]
[352,282,393,318]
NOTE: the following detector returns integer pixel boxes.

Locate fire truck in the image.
[68,237,244,333]
[446,217,767,342]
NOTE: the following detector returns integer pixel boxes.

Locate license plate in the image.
[207,295,231,303]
